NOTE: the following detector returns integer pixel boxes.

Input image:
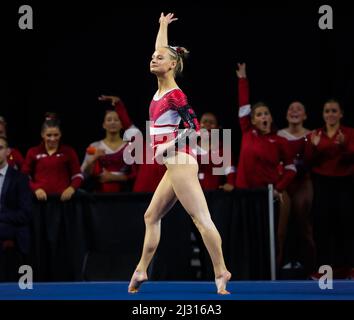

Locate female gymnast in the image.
[128,12,231,294]
[278,102,316,276]
[305,99,354,279]
[235,63,297,268]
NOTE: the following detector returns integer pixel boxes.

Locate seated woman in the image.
[22,113,83,201]
[81,103,136,192]
[0,116,24,170]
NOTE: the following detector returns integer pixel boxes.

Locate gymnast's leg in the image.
[165,152,231,294]
[128,170,177,293]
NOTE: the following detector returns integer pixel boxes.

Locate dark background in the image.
[2,0,354,160]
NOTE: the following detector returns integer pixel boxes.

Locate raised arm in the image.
[155,12,178,50]
[236,63,252,133]
[98,95,141,141]
[98,95,133,129]
[236,63,249,106]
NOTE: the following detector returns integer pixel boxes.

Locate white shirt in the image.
[0,163,9,201]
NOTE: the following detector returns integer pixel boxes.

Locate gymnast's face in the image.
[150,47,176,76]
[200,113,218,131]
[103,111,122,133]
[41,127,61,150]
[251,106,273,134]
[287,102,307,125]
[323,102,343,127]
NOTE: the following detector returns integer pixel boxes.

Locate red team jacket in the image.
[22,143,83,194]
[236,78,296,192]
[304,126,354,177]
[7,147,24,170]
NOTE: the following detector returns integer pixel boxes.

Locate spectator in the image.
[194,112,235,192]
[235,63,296,268]
[305,99,354,279]
[278,101,316,276]
[22,113,83,201]
[81,100,137,192]
[0,135,33,280]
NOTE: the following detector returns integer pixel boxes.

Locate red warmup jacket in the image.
[22,143,83,194]
[236,78,296,192]
[114,99,133,130]
[133,141,166,193]
[304,126,354,177]
[193,144,236,191]
[7,147,24,170]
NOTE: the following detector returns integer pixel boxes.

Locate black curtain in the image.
[29,189,275,282]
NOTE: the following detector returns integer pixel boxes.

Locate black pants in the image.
[312,174,354,268]
[0,222,16,241]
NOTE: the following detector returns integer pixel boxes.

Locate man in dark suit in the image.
[0,136,33,257]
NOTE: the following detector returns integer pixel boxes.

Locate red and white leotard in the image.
[149,88,200,156]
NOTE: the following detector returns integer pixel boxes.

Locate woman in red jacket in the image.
[22,113,83,201]
[305,99,354,279]
[195,112,236,192]
[235,63,296,269]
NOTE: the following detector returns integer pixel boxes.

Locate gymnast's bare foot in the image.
[128,270,148,293]
[215,271,232,295]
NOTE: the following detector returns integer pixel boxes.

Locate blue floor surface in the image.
[0,281,353,300]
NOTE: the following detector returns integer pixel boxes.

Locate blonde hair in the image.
[165,46,189,77]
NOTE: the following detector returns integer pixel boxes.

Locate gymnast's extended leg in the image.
[165,152,231,294]
[128,171,177,293]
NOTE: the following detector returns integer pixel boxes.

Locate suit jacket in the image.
[0,166,33,254]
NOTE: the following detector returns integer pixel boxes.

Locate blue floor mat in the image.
[0,281,353,300]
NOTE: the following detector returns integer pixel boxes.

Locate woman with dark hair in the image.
[81,102,137,192]
[277,102,316,276]
[128,13,231,294]
[22,113,83,201]
[235,63,297,269]
[195,112,236,191]
[305,99,354,279]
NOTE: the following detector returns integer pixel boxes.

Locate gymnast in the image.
[128,12,231,295]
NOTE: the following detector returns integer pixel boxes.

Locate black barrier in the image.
[29,188,275,282]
